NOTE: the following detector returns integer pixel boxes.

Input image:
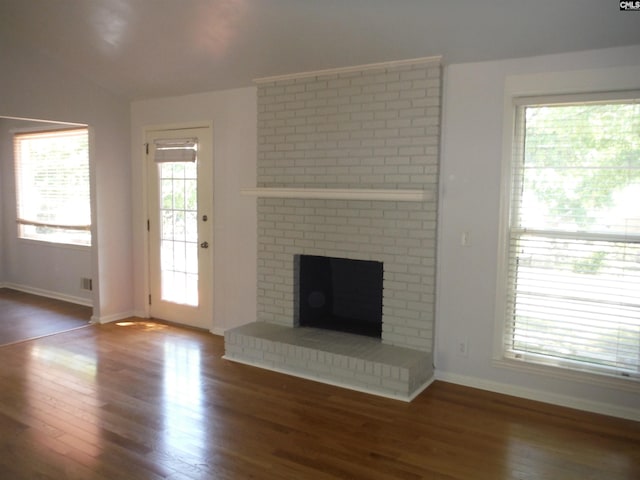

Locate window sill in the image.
[492,357,640,394]
[18,237,92,252]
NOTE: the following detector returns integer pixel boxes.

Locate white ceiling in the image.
[1,0,639,100]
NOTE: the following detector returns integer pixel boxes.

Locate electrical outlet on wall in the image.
[457,338,469,357]
[460,231,471,247]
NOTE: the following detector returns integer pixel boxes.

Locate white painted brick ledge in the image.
[242,187,433,202]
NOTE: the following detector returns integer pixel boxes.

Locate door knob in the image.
[200,241,209,249]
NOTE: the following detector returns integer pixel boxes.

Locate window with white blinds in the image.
[14,128,91,246]
[503,93,640,381]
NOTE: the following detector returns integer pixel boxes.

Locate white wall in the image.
[436,45,640,420]
[131,87,257,334]
[0,119,5,285]
[0,119,93,304]
[0,34,133,320]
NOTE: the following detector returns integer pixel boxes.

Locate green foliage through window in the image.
[505,95,640,379]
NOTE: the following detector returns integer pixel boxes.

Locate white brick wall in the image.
[256,59,441,352]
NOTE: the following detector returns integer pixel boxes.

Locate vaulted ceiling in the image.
[1,0,639,100]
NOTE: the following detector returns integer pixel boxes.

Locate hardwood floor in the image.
[0,288,91,346]
[0,319,637,479]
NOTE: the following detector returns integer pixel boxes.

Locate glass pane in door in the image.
[159,161,199,306]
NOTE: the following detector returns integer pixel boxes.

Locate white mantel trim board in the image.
[241,187,432,202]
[254,56,442,84]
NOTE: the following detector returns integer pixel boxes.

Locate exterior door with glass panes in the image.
[146,127,213,329]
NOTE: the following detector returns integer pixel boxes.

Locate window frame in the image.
[13,126,92,248]
[494,90,640,387]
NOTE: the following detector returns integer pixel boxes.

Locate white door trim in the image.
[142,122,214,330]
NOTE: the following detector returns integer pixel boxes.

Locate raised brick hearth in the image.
[224,322,433,400]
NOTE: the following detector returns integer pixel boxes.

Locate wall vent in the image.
[81,277,93,291]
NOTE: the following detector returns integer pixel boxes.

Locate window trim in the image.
[494,89,640,386]
[13,126,92,247]
[17,236,91,252]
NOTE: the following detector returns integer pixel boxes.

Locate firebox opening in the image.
[297,254,383,338]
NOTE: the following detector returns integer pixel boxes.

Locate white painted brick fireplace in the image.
[224,57,441,400]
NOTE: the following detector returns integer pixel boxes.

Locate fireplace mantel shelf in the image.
[241,187,433,202]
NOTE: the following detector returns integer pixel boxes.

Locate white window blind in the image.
[14,128,91,246]
[504,94,640,380]
[153,138,197,163]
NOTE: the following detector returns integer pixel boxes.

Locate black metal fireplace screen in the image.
[296,254,383,338]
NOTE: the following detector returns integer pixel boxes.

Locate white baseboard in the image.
[408,375,437,402]
[3,282,93,307]
[210,327,225,336]
[436,370,640,422]
[91,311,137,324]
[132,309,148,319]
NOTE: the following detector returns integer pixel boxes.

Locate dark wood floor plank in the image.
[0,288,91,346]
[0,302,637,479]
